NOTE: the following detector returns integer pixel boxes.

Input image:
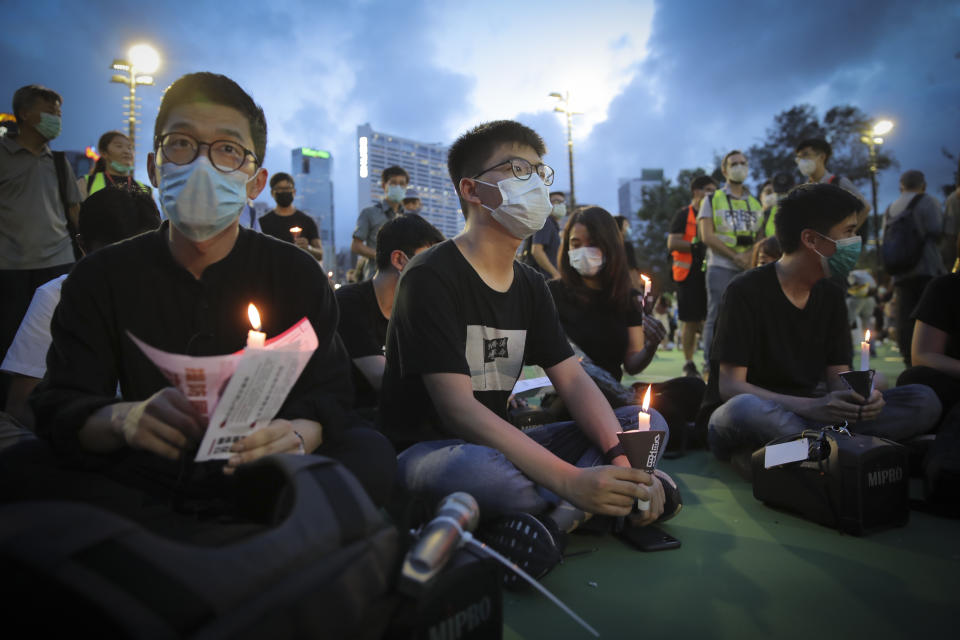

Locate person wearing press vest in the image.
[883,170,946,365]
[697,150,762,370]
[80,131,151,198]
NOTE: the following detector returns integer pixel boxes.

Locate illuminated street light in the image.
[860,119,895,252]
[549,91,583,208]
[109,43,161,165]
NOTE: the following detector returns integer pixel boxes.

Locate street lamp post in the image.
[859,119,894,251]
[549,91,582,208]
[109,44,160,163]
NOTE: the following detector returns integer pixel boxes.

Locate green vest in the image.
[764,204,778,239]
[87,172,151,196]
[711,189,763,253]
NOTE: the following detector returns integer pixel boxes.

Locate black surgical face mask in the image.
[275,192,294,207]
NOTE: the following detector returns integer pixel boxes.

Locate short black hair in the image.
[380,165,409,187]
[774,183,862,254]
[153,72,267,166]
[690,175,717,192]
[772,172,796,194]
[78,186,161,253]
[722,150,746,171]
[796,138,832,163]
[375,214,445,271]
[549,191,566,200]
[448,120,547,214]
[12,85,62,125]
[270,172,294,189]
[900,170,925,190]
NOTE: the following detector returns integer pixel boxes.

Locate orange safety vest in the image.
[671,205,698,282]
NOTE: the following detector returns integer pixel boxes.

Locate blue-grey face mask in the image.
[386,184,406,202]
[159,156,254,242]
[816,233,861,280]
[36,113,61,140]
[109,160,134,175]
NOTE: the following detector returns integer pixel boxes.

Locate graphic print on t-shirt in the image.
[466,325,525,391]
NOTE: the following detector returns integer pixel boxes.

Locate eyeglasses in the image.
[156,132,258,173]
[473,157,555,186]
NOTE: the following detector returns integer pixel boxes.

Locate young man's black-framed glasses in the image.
[156,132,258,173]
[473,157,555,186]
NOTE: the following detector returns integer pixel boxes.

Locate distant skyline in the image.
[3,0,957,250]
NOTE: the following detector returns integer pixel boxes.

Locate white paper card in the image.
[764,439,810,468]
[511,376,553,396]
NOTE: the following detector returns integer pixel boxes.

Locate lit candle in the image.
[640,273,651,302]
[637,385,652,431]
[859,329,871,371]
[247,303,265,348]
[289,226,302,240]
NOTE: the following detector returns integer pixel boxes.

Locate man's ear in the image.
[147,152,159,188]
[247,167,268,199]
[390,249,408,272]
[799,228,822,253]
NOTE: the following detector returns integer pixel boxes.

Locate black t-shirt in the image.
[911,272,960,360]
[547,279,643,382]
[703,263,851,407]
[259,210,319,244]
[380,240,573,449]
[623,240,639,270]
[335,280,389,408]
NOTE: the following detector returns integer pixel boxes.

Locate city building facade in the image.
[292,147,334,273]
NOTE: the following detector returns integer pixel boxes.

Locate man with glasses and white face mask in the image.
[381,120,666,588]
[28,73,395,535]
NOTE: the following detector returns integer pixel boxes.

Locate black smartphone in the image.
[617,525,681,552]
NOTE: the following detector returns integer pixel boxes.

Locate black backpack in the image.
[881,194,927,275]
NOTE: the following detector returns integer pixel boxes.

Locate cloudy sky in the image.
[3,0,958,250]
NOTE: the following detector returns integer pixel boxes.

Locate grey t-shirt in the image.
[0,136,81,270]
[818,172,869,210]
[353,199,399,279]
[884,191,946,282]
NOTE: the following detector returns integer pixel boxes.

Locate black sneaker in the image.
[483,513,563,590]
[683,361,700,378]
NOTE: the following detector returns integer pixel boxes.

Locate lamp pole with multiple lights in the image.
[109,44,160,162]
[549,91,582,208]
[860,118,894,250]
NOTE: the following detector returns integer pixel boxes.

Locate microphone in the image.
[400,492,479,591]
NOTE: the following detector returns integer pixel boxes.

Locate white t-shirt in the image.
[0,274,67,378]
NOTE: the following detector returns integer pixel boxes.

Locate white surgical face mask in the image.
[386,184,406,202]
[551,202,567,218]
[159,155,254,242]
[761,192,778,208]
[727,164,749,183]
[477,174,552,239]
[796,158,817,177]
[568,246,604,277]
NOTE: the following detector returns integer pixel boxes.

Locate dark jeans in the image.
[897,366,960,427]
[895,275,933,365]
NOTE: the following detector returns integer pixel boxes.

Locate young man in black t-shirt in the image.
[381,121,667,583]
[706,183,941,468]
[336,214,443,410]
[258,172,324,263]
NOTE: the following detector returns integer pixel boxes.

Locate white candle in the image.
[859,329,871,371]
[637,385,652,431]
[640,274,651,302]
[289,226,302,240]
[247,303,266,348]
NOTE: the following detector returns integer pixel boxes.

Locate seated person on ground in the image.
[335,214,443,411]
[1,186,161,430]
[704,183,941,472]
[380,120,676,585]
[547,206,705,446]
[16,73,394,533]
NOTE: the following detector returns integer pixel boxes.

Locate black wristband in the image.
[603,443,626,464]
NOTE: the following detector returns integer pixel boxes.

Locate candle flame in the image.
[289,226,302,234]
[864,329,870,343]
[640,274,651,284]
[247,303,261,331]
[641,384,652,411]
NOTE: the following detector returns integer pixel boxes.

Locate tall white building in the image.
[292,147,334,274]
[356,123,463,239]
[618,169,664,217]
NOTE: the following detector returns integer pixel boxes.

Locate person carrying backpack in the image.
[883,170,946,364]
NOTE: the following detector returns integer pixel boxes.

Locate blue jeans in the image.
[708,385,942,461]
[397,405,669,520]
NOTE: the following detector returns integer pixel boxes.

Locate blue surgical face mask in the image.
[386,184,406,202]
[36,113,61,140]
[159,155,255,242]
[815,233,861,280]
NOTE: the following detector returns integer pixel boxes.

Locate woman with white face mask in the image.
[547,206,707,454]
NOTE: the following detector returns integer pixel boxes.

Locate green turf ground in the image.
[504,342,960,639]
